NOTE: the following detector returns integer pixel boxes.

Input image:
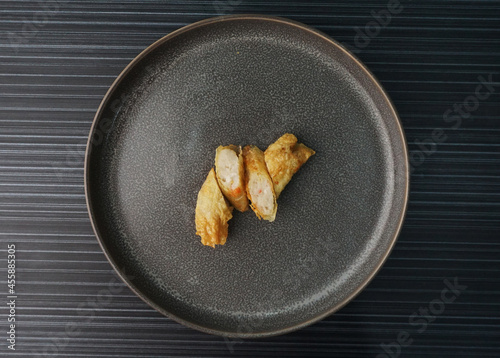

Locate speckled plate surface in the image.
[85,15,408,337]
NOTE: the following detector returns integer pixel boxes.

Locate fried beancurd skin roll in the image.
[195,168,234,248]
[264,133,315,198]
[215,145,249,212]
[242,145,277,222]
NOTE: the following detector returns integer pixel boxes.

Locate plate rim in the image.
[84,14,410,338]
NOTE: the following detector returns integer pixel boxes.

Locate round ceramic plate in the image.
[85,15,408,338]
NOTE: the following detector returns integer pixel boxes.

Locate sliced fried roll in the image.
[264,133,315,198]
[242,145,277,222]
[215,145,249,212]
[195,168,233,248]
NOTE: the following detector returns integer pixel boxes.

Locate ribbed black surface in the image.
[0,1,499,357]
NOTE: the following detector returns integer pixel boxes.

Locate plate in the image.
[85,15,408,337]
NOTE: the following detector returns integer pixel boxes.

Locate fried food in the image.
[242,145,277,222]
[264,133,315,198]
[194,134,315,246]
[215,145,249,212]
[195,168,233,248]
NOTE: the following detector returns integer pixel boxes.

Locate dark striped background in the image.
[0,1,499,357]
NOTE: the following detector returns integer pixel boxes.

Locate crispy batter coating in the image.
[215,145,249,212]
[242,145,277,222]
[195,168,233,247]
[264,133,315,198]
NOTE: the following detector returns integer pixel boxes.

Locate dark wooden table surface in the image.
[0,1,499,357]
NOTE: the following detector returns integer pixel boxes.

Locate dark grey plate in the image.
[85,15,408,338]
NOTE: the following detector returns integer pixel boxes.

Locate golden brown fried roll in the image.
[242,145,277,222]
[215,145,249,212]
[195,168,233,248]
[264,133,315,198]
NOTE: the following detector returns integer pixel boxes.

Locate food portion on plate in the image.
[243,145,278,222]
[195,133,315,247]
[264,133,316,198]
[215,145,249,212]
[195,168,234,248]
